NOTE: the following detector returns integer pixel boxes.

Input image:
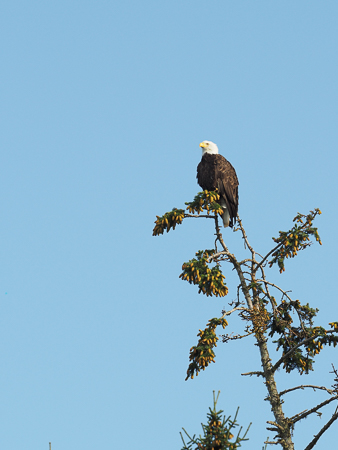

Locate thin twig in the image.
[280,385,334,396]
[266,420,284,430]
[238,258,255,265]
[184,214,215,219]
[258,266,278,313]
[222,330,254,343]
[255,279,294,303]
[237,285,241,303]
[221,306,246,317]
[214,234,218,253]
[241,371,264,377]
[255,242,284,273]
[206,251,231,263]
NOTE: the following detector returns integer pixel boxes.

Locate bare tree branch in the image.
[206,250,232,263]
[236,215,255,257]
[238,258,256,265]
[255,242,284,273]
[184,214,215,219]
[280,385,334,397]
[303,411,338,450]
[221,306,246,317]
[291,395,338,424]
[241,371,264,377]
[258,265,278,313]
[214,214,254,310]
[256,279,294,303]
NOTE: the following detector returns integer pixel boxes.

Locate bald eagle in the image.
[197,141,239,228]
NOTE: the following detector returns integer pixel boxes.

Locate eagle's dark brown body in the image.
[197,153,239,228]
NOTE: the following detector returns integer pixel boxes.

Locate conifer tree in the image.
[180,391,250,450]
[153,191,338,450]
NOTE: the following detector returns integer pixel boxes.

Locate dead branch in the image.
[258,266,278,313]
[222,330,253,343]
[221,306,246,317]
[238,258,256,265]
[291,395,338,424]
[214,215,254,310]
[280,385,334,397]
[267,420,284,431]
[206,250,232,263]
[303,411,338,450]
[241,371,264,377]
[184,214,215,219]
[236,215,255,257]
[255,241,284,273]
[255,279,294,303]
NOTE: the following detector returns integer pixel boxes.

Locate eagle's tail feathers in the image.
[220,199,230,228]
[222,210,230,228]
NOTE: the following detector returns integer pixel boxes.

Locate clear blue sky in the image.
[0,1,337,449]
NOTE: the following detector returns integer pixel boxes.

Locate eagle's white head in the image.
[199,140,219,155]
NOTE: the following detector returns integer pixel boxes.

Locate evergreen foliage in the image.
[180,392,250,450]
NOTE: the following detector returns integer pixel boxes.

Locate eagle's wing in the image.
[215,155,239,226]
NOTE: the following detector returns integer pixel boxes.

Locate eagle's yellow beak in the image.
[199,142,207,148]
